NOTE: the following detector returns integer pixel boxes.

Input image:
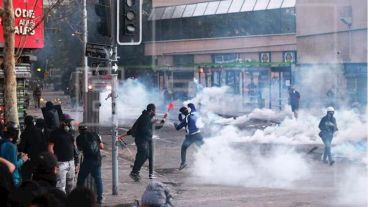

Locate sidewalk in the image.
[100,135,172,207]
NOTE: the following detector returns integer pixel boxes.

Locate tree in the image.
[1,0,18,125]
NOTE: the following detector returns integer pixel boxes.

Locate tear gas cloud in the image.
[99,78,164,125]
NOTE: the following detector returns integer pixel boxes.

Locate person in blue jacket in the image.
[174,103,204,170]
[0,122,29,186]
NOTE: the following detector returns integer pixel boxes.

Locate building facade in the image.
[144,0,367,110]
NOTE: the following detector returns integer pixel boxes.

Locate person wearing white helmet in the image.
[318,106,338,165]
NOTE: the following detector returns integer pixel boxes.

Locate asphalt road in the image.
[100,120,367,207]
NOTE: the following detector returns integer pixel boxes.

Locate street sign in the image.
[85,42,112,60]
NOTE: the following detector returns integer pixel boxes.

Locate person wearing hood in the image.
[44,101,60,134]
[119,104,167,181]
[0,122,29,186]
[19,115,47,180]
[318,106,338,166]
[174,103,204,170]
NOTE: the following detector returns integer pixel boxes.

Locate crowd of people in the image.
[0,88,340,206]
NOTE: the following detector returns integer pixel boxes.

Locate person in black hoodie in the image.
[119,104,167,181]
[19,115,48,180]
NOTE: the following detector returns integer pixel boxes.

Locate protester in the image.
[66,187,97,207]
[119,103,167,181]
[44,101,60,134]
[174,103,204,170]
[141,181,173,207]
[19,115,47,180]
[318,106,338,166]
[76,124,104,204]
[48,114,79,193]
[33,86,42,108]
[0,122,29,186]
[288,86,300,118]
[8,152,66,207]
[0,158,15,206]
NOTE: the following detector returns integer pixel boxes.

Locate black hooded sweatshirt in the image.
[127,110,165,143]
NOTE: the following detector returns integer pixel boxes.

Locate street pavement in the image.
[26,90,367,207]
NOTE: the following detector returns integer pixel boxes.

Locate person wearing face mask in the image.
[174,104,204,170]
[0,121,29,186]
[19,115,47,181]
[119,103,167,181]
[318,107,338,166]
[48,114,79,193]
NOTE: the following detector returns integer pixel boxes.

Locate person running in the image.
[318,106,338,166]
[174,103,204,170]
[119,104,167,181]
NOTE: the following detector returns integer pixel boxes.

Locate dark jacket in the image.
[44,109,60,131]
[289,90,300,106]
[19,126,47,161]
[127,110,165,142]
[319,115,338,135]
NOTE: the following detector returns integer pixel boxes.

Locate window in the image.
[254,0,270,11]
[267,0,283,9]
[228,0,245,13]
[216,0,232,14]
[161,6,176,19]
[173,55,194,66]
[148,7,165,20]
[213,54,240,64]
[172,5,187,19]
[281,0,296,8]
[241,0,257,12]
[193,2,208,17]
[204,1,220,15]
[182,4,197,17]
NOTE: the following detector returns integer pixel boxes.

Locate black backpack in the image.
[82,132,100,160]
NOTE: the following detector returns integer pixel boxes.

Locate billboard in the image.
[0,0,44,48]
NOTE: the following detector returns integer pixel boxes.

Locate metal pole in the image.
[111,0,119,196]
[83,0,88,122]
[111,74,119,195]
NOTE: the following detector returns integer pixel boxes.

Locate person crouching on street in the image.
[174,104,204,170]
[119,104,167,181]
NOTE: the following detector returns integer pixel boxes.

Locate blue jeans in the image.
[321,134,333,162]
[181,133,204,164]
[77,159,103,201]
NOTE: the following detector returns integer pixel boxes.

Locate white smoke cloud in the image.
[99,78,164,125]
[336,167,368,206]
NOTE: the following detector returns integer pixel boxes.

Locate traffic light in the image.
[95,0,112,37]
[117,0,142,45]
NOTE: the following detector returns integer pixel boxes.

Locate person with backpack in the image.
[76,124,104,204]
[44,101,60,135]
[174,103,204,170]
[119,104,167,181]
[0,122,29,186]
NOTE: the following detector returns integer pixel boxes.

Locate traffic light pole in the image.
[110,0,119,196]
[83,0,89,122]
